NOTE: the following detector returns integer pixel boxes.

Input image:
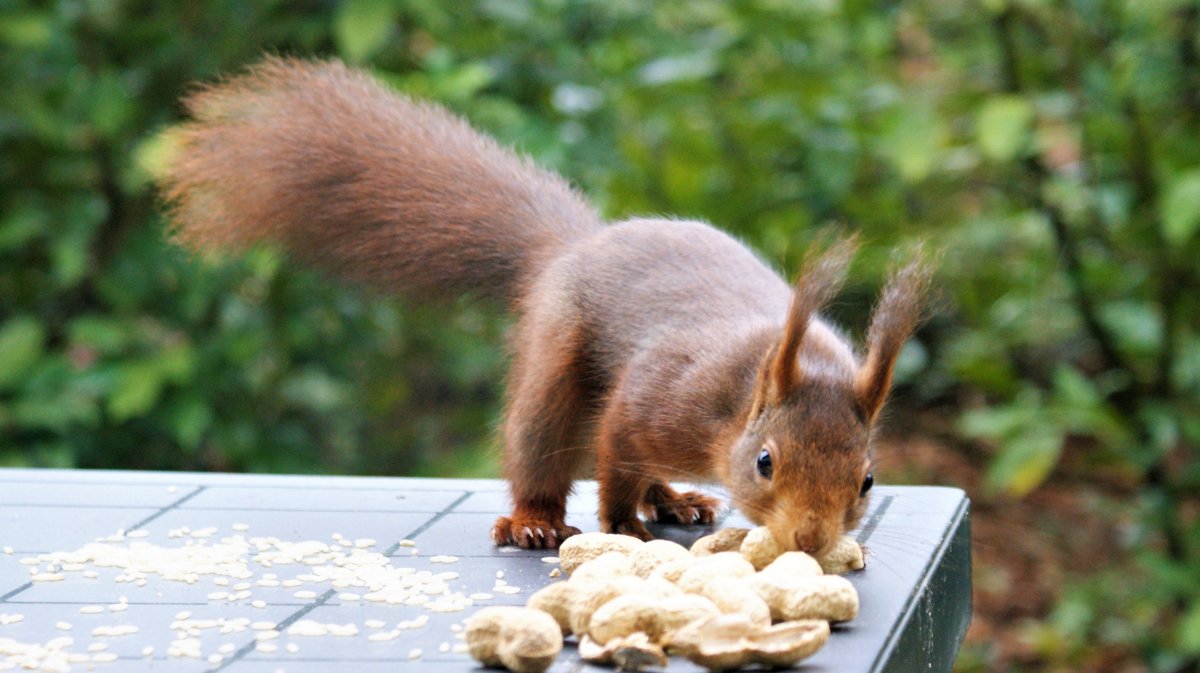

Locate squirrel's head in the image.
[724,237,930,557]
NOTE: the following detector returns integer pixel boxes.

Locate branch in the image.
[991,9,1139,418]
[1177,2,1200,119]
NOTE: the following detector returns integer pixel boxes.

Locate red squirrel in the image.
[160,58,930,555]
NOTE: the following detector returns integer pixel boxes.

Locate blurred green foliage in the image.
[1,0,1198,670]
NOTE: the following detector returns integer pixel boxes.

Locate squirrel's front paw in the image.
[491,516,580,549]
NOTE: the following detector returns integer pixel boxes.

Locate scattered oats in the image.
[92,652,119,663]
[257,579,280,587]
[450,623,463,633]
[286,643,299,654]
[452,643,469,653]
[233,523,250,532]
[83,570,100,579]
[255,631,280,641]
[439,642,450,653]
[251,622,277,631]
[354,538,376,548]
[364,619,386,629]
[256,642,278,654]
[368,630,401,642]
[213,577,230,587]
[174,611,191,620]
[287,620,326,637]
[87,643,107,652]
[107,603,128,613]
[234,582,252,591]
[167,485,179,493]
[541,556,560,564]
[207,591,229,600]
[408,648,422,660]
[429,555,459,564]
[55,621,72,631]
[2,546,12,555]
[18,558,38,566]
[252,600,267,609]
[410,549,419,556]
[141,645,154,657]
[281,579,302,588]
[549,568,562,578]
[293,590,317,600]
[339,539,352,547]
[219,643,236,654]
[398,539,415,547]
[495,570,505,579]
[0,614,24,625]
[469,593,494,601]
[493,585,521,594]
[338,593,360,601]
[79,606,104,614]
[231,589,252,601]
[190,527,217,538]
[168,637,202,658]
[208,653,224,665]
[126,530,149,539]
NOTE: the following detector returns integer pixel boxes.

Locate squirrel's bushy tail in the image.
[160,57,601,305]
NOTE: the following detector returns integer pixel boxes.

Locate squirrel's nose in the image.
[793,529,827,554]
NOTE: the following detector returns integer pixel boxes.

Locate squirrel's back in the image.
[161,57,601,305]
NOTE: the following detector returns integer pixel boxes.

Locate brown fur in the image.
[160,58,931,555]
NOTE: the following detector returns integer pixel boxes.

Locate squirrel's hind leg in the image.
[492,319,596,550]
[639,483,721,525]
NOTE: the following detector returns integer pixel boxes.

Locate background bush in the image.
[1,1,1197,671]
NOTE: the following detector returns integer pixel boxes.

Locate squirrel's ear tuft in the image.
[755,235,857,417]
[854,255,932,422]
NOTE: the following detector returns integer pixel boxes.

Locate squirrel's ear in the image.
[752,236,857,420]
[854,257,932,422]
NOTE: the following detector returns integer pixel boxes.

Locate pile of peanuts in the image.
[466,526,865,672]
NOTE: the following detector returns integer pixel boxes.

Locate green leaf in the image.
[131,128,184,186]
[334,0,399,63]
[89,70,134,140]
[107,363,164,422]
[68,316,131,354]
[1177,601,1200,654]
[976,96,1034,161]
[0,203,47,252]
[1051,365,1100,409]
[0,12,54,49]
[879,103,943,182]
[985,428,1063,497]
[1160,170,1200,246]
[280,368,351,413]
[165,395,213,450]
[0,317,46,389]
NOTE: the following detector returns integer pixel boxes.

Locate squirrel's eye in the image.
[756,449,773,480]
[859,472,874,497]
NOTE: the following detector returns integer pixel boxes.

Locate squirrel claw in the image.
[642,490,721,526]
[606,519,654,541]
[491,516,580,549]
